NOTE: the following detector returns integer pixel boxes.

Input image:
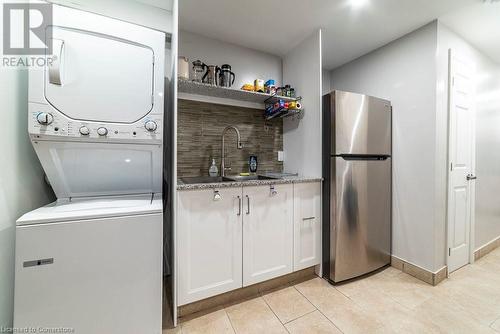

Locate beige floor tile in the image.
[295,278,384,334]
[225,297,287,334]
[163,327,182,334]
[285,310,342,334]
[367,271,436,309]
[180,309,234,334]
[177,250,500,334]
[262,286,316,324]
[491,317,500,332]
[350,289,442,333]
[413,298,497,334]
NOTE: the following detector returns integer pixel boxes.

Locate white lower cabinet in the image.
[177,187,243,305]
[177,181,321,305]
[242,184,294,286]
[293,182,322,271]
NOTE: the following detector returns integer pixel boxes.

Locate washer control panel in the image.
[29,104,162,141]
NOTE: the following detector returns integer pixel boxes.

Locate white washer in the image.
[14,195,162,334]
[14,4,166,334]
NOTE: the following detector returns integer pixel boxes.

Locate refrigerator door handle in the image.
[337,154,390,161]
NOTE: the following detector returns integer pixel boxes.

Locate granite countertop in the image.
[177,175,323,190]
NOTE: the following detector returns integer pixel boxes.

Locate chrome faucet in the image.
[221,126,243,177]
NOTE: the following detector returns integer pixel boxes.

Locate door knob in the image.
[466,174,477,181]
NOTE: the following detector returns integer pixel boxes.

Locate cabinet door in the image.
[177,188,243,305]
[293,182,322,271]
[242,184,293,286]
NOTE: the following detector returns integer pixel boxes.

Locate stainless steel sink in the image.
[179,176,234,184]
[179,175,281,185]
[224,175,279,182]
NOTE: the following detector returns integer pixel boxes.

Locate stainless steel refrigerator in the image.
[322,90,392,283]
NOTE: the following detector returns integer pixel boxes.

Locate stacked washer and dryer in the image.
[14,5,166,334]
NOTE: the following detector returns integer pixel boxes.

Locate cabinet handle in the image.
[237,196,241,216]
[302,217,315,221]
[246,195,250,215]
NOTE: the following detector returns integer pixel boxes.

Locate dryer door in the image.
[33,141,162,198]
[44,27,154,124]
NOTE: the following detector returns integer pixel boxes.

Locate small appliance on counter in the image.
[322,90,392,284]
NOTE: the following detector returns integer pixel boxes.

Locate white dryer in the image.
[14,4,166,334]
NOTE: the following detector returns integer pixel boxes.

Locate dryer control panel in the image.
[29,103,162,143]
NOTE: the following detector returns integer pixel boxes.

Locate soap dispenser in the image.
[209,158,219,177]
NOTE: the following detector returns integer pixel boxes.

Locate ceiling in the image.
[440,1,500,63]
[180,0,476,69]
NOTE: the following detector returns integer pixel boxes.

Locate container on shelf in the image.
[192,60,206,83]
[178,56,189,80]
[265,80,276,95]
[254,79,264,92]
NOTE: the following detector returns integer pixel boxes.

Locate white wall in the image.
[0,69,55,327]
[330,22,443,272]
[437,23,500,251]
[283,30,323,177]
[179,31,283,89]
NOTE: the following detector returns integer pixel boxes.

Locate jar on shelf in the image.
[192,60,206,83]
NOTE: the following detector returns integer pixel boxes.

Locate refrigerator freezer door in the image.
[330,156,391,282]
[333,91,392,155]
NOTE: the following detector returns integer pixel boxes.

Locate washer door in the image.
[44,27,154,123]
[33,141,162,198]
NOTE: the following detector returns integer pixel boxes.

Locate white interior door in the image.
[447,50,476,273]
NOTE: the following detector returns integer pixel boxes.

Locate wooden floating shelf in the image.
[178,80,300,110]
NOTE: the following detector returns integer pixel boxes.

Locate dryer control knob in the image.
[36,112,53,125]
[79,126,90,136]
[97,127,108,136]
[144,121,157,132]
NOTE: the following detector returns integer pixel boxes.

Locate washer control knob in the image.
[144,120,157,132]
[97,127,108,136]
[36,112,53,125]
[79,126,90,136]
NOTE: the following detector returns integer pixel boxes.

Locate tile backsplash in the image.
[178,100,283,178]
